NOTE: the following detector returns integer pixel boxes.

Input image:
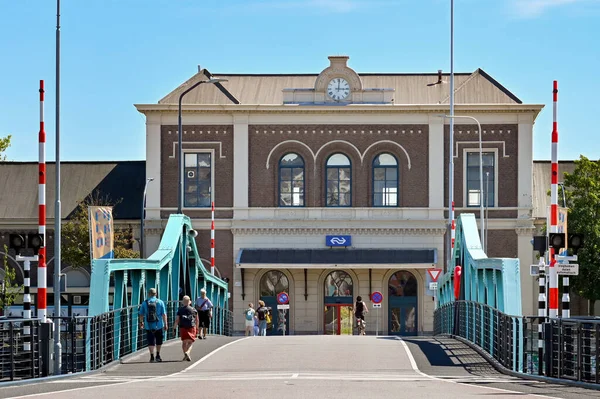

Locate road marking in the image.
[5,338,247,399]
[292,373,299,378]
[180,337,250,373]
[397,338,557,399]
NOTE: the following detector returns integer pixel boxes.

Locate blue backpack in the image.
[245,309,254,321]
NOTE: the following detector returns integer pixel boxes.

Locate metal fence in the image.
[434,301,526,373]
[434,301,600,385]
[52,301,234,374]
[0,318,44,382]
[543,317,599,383]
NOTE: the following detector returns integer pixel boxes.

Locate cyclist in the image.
[354,296,368,335]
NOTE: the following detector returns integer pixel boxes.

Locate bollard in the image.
[40,322,54,376]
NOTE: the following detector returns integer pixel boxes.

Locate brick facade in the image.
[249,124,429,207]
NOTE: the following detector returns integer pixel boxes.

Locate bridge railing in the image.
[543,317,600,383]
[434,300,529,373]
[0,318,44,382]
[51,301,233,374]
[435,301,600,385]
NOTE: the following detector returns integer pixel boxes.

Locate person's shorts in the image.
[180,327,197,341]
[356,314,365,321]
[146,329,164,346]
[245,319,254,328]
[199,310,211,328]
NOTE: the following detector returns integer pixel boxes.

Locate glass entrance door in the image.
[389,297,417,336]
[324,304,353,335]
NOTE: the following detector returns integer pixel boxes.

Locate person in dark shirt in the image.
[174,295,199,361]
[256,300,271,336]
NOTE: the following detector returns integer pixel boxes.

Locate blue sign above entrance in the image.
[326,235,351,247]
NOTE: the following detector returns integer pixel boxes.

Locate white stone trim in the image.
[168,141,226,159]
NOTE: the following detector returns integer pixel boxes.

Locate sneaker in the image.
[150,355,155,363]
[184,353,191,362]
[155,354,162,362]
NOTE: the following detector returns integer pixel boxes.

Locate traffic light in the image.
[9,233,44,256]
[9,234,25,255]
[569,233,584,255]
[28,233,44,255]
[549,233,565,255]
[532,236,548,256]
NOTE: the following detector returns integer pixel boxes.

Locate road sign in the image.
[372,303,382,308]
[427,268,442,282]
[557,263,579,276]
[277,304,290,310]
[370,291,383,304]
[326,235,351,247]
[277,292,289,305]
[429,282,438,290]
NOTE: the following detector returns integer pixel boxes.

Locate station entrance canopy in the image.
[236,248,437,269]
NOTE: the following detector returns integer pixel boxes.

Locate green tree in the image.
[0,245,22,312]
[0,134,11,160]
[562,155,600,315]
[62,193,139,268]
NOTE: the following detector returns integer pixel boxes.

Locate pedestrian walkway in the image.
[2,336,600,399]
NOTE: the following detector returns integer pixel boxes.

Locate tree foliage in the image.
[61,192,139,268]
[1,245,22,311]
[562,155,600,314]
[0,134,11,161]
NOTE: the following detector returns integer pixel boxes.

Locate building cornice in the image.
[135,103,545,117]
[231,227,447,236]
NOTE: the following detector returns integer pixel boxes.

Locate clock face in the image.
[327,78,350,101]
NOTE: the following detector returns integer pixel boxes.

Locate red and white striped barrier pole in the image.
[38,80,47,322]
[549,80,559,319]
[210,201,215,276]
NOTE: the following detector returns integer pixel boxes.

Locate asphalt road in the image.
[1,335,600,399]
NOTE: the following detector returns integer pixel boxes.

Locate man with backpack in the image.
[256,300,271,336]
[139,288,167,362]
[244,303,256,336]
[174,295,199,361]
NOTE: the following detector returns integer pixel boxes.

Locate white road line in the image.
[179,337,251,373]
[6,338,248,399]
[292,373,299,379]
[397,338,557,399]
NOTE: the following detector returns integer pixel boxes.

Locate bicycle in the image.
[356,317,366,336]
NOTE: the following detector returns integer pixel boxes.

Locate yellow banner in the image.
[88,206,114,260]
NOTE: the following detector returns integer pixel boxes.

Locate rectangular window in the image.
[466,152,495,207]
[184,152,212,207]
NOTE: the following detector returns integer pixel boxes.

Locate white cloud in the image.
[511,0,598,17]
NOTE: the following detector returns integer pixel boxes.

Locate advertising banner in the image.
[88,206,114,259]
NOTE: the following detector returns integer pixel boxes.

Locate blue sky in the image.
[1,0,599,162]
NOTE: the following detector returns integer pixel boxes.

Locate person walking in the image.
[244,303,256,337]
[195,288,213,339]
[256,300,271,336]
[139,288,167,362]
[174,295,198,361]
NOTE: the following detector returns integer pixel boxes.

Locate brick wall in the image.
[249,124,429,207]
[444,124,519,210]
[160,125,234,219]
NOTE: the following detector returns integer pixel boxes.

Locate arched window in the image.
[279,153,305,207]
[326,153,351,207]
[373,153,398,207]
[388,271,417,297]
[260,270,289,297]
[324,271,353,298]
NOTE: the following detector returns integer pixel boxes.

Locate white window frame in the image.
[183,149,215,208]
[463,148,498,208]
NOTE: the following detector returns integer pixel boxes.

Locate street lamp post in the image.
[177,77,228,214]
[140,177,154,258]
[442,115,485,250]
